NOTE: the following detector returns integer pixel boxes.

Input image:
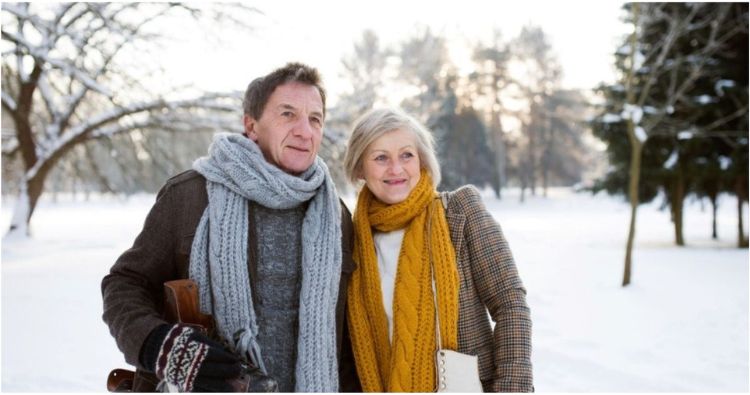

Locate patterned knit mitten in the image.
[141,324,242,392]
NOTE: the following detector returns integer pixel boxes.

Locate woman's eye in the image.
[402,152,414,159]
[374,155,388,162]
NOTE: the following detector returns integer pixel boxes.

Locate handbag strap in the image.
[429,193,452,391]
[427,196,444,351]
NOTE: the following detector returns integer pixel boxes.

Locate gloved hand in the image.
[240,364,280,392]
[140,324,242,392]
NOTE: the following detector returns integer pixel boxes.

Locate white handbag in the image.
[428,199,483,393]
[435,349,483,392]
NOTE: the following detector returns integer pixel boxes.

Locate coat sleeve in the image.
[101,183,179,368]
[338,312,363,392]
[457,186,533,392]
[336,200,363,391]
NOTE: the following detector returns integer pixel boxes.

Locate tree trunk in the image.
[541,153,549,198]
[7,169,48,236]
[542,117,553,199]
[528,126,537,197]
[491,74,506,200]
[710,195,718,240]
[672,165,685,246]
[492,134,505,200]
[622,3,641,287]
[491,166,502,199]
[488,110,506,200]
[6,162,52,236]
[623,136,642,287]
[7,186,31,237]
[737,177,748,248]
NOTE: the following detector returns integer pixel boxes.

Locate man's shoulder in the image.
[156,170,206,200]
[166,169,205,187]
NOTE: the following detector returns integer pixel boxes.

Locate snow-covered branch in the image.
[1,3,264,233]
[88,119,175,140]
[636,5,686,106]
[620,104,644,124]
[36,77,60,122]
[26,94,238,180]
[702,105,749,133]
[2,29,113,98]
[2,140,20,156]
[632,3,745,136]
[2,90,18,112]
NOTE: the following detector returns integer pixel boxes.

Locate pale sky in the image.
[159,0,630,105]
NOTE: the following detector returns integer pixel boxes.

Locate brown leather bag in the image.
[106,279,256,392]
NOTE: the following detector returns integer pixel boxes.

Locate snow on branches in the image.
[1,3,255,234]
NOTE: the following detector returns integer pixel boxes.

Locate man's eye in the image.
[282,111,293,118]
[311,117,322,125]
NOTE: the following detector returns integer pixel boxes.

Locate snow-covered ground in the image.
[1,188,748,392]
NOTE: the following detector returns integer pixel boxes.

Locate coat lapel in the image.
[444,207,466,265]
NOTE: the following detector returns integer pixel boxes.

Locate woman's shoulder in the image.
[442,185,485,216]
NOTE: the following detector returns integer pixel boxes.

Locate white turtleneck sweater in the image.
[372,228,405,341]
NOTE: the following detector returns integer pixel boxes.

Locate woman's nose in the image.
[388,160,403,174]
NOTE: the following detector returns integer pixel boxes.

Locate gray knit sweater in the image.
[251,202,306,392]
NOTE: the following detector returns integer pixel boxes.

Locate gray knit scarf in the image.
[189,132,342,392]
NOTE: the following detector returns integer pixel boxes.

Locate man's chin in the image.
[280,159,314,176]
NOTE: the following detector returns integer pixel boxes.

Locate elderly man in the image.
[102,63,359,392]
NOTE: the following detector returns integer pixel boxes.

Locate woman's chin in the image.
[377,192,408,205]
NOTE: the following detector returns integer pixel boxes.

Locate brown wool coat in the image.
[101,169,361,391]
[443,186,533,392]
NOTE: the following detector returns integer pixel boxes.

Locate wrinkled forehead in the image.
[268,82,324,114]
[366,128,418,153]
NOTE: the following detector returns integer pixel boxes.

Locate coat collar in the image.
[444,198,466,262]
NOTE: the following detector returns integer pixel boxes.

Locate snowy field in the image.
[1,187,748,392]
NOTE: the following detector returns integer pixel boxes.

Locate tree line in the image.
[5,2,746,252]
[328,26,592,199]
[589,3,748,284]
[2,2,595,235]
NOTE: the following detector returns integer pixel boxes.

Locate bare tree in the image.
[621,3,643,287]
[337,30,391,118]
[1,3,256,236]
[511,25,562,200]
[397,26,453,120]
[538,89,591,195]
[471,29,512,199]
[323,30,394,194]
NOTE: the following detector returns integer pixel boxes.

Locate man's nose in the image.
[292,117,314,139]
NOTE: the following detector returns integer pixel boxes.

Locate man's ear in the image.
[243,114,258,141]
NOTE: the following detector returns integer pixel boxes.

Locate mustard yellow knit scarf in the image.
[348,171,459,392]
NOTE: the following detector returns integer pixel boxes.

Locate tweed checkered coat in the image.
[443,185,533,392]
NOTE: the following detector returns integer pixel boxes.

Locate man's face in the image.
[244,82,324,175]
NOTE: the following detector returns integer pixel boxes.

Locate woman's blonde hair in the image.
[344,107,441,187]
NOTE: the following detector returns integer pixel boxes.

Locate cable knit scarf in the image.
[189,132,341,392]
[348,170,459,392]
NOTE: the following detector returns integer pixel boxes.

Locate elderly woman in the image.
[343,108,533,392]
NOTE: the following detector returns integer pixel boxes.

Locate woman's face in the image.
[360,128,421,205]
